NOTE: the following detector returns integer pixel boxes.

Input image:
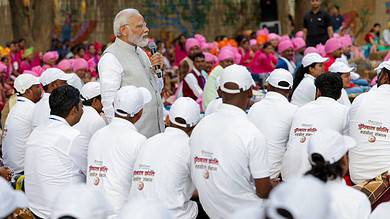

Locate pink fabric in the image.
[234,53,242,64]
[295,31,304,38]
[385,51,390,61]
[249,39,257,46]
[304,47,320,56]
[325,38,342,54]
[31,66,44,76]
[267,33,280,42]
[204,52,217,63]
[316,44,327,57]
[185,38,201,53]
[19,61,31,73]
[0,62,7,73]
[279,35,290,42]
[57,59,72,71]
[292,37,306,51]
[249,50,277,74]
[72,58,88,72]
[174,44,187,67]
[257,28,269,37]
[278,40,294,53]
[23,70,40,77]
[88,58,98,77]
[195,34,206,44]
[340,35,353,48]
[43,51,59,64]
[218,48,235,62]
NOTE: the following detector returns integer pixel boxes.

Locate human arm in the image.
[184,73,203,98]
[98,53,123,123]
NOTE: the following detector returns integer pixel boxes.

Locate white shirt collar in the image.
[165,127,188,137]
[115,38,138,52]
[377,84,390,91]
[111,117,137,131]
[193,67,201,76]
[217,103,247,118]
[16,96,34,104]
[316,96,337,103]
[49,115,70,126]
[304,73,316,80]
[265,91,289,102]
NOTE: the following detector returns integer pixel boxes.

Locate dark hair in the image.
[314,73,343,100]
[82,95,101,106]
[292,63,317,94]
[58,216,77,219]
[262,42,273,49]
[265,208,295,219]
[374,23,381,28]
[49,85,81,118]
[193,52,205,60]
[306,153,344,182]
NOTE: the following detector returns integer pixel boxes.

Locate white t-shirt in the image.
[24,115,84,218]
[87,117,146,216]
[204,98,222,116]
[31,92,50,129]
[338,88,351,107]
[348,84,390,183]
[281,97,348,181]
[291,74,316,107]
[248,92,298,178]
[128,127,197,219]
[73,106,106,174]
[2,97,35,173]
[326,179,371,219]
[190,103,270,219]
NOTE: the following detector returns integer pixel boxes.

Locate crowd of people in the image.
[2,0,390,218]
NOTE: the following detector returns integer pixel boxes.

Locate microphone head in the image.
[148,42,157,52]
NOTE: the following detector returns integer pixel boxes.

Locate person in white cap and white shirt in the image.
[128,97,200,219]
[281,73,348,181]
[2,74,41,174]
[348,60,390,184]
[72,82,106,175]
[190,64,272,219]
[370,202,390,219]
[265,176,333,219]
[118,198,173,219]
[204,77,222,116]
[0,177,28,219]
[99,8,165,138]
[328,61,355,107]
[248,69,298,179]
[24,85,84,218]
[306,129,371,219]
[291,53,329,106]
[51,184,113,219]
[31,68,72,129]
[87,85,150,217]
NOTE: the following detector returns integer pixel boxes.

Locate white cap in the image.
[51,184,112,219]
[0,177,28,218]
[219,64,255,94]
[40,68,72,86]
[229,205,264,219]
[14,73,40,94]
[351,72,360,80]
[81,82,101,100]
[329,61,355,73]
[302,53,329,68]
[375,60,390,74]
[266,176,332,219]
[370,202,390,219]
[266,69,293,90]
[308,129,356,164]
[169,97,200,128]
[118,199,173,219]
[114,86,152,117]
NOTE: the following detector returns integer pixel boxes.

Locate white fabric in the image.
[205,98,222,116]
[98,52,163,122]
[0,177,28,218]
[39,68,72,86]
[326,179,371,219]
[2,97,35,173]
[374,60,390,72]
[219,64,255,94]
[51,184,113,219]
[169,97,200,128]
[370,202,390,219]
[128,127,198,219]
[329,61,355,73]
[114,85,151,117]
[14,74,40,94]
[338,88,351,107]
[67,73,83,91]
[308,129,356,164]
[118,199,173,219]
[281,97,348,181]
[73,106,106,174]
[348,84,390,184]
[190,103,270,219]
[291,74,316,107]
[335,54,349,65]
[31,92,50,129]
[184,71,203,98]
[384,29,390,45]
[248,92,298,178]
[266,68,293,89]
[24,115,84,218]
[279,56,296,74]
[81,81,101,100]
[87,117,146,216]
[302,53,329,67]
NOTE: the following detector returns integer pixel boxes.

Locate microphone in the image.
[148,42,163,78]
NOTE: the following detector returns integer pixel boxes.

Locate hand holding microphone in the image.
[148,42,164,78]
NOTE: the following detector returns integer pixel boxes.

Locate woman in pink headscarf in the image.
[238,37,254,67]
[84,43,101,65]
[249,41,277,86]
[72,58,90,83]
[42,51,59,70]
[174,34,188,67]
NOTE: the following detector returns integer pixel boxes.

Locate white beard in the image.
[129,34,148,47]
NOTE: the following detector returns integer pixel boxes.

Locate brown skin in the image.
[193,56,205,71]
[308,63,325,78]
[188,46,201,60]
[340,72,351,88]
[46,79,68,93]
[0,166,12,181]
[340,154,349,177]
[115,109,143,124]
[304,0,333,40]
[267,84,292,99]
[330,48,343,59]
[204,61,214,73]
[219,58,234,68]
[170,117,195,136]
[91,98,103,114]
[65,101,84,126]
[280,47,294,61]
[22,84,42,103]
[378,69,390,87]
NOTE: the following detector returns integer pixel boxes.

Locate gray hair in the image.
[113,8,140,37]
